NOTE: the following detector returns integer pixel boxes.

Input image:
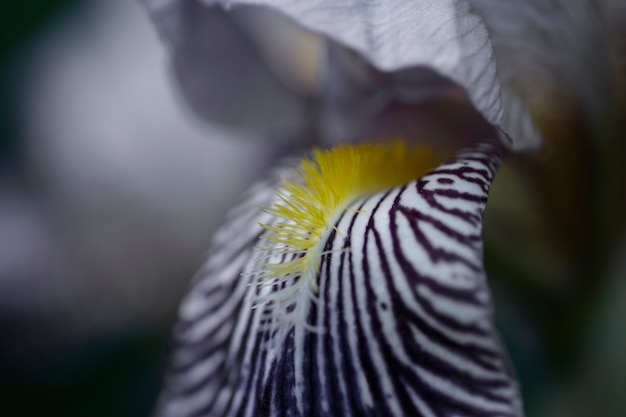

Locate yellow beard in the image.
[259,140,441,293]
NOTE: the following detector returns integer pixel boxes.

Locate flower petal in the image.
[145,0,557,149]
[245,0,504,132]
[468,0,614,148]
[155,142,522,417]
[143,0,318,137]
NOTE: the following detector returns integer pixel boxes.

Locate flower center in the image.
[254,140,441,337]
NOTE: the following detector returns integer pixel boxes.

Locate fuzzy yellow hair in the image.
[255,140,441,334]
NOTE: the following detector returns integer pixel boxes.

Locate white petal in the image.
[248,0,509,147]
[212,0,501,126]
[242,0,612,148]
[147,0,615,149]
[146,0,553,149]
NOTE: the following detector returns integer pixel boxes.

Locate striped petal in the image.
[156,142,522,417]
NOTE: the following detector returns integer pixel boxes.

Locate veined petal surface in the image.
[227,0,500,121]
[145,0,549,149]
[156,142,522,417]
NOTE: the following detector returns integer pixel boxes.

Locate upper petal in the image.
[246,0,612,149]
[224,0,502,123]
[143,0,320,138]
[145,0,551,149]
[147,0,617,150]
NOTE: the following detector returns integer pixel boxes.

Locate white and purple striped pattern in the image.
[155,142,523,417]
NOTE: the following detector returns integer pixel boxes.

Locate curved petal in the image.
[155,142,522,417]
[145,0,550,149]
[233,0,504,135]
[143,0,319,138]
[468,0,614,147]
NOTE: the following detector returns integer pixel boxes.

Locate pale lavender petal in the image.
[145,0,551,149]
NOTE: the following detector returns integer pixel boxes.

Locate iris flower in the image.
[143,1,621,416]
